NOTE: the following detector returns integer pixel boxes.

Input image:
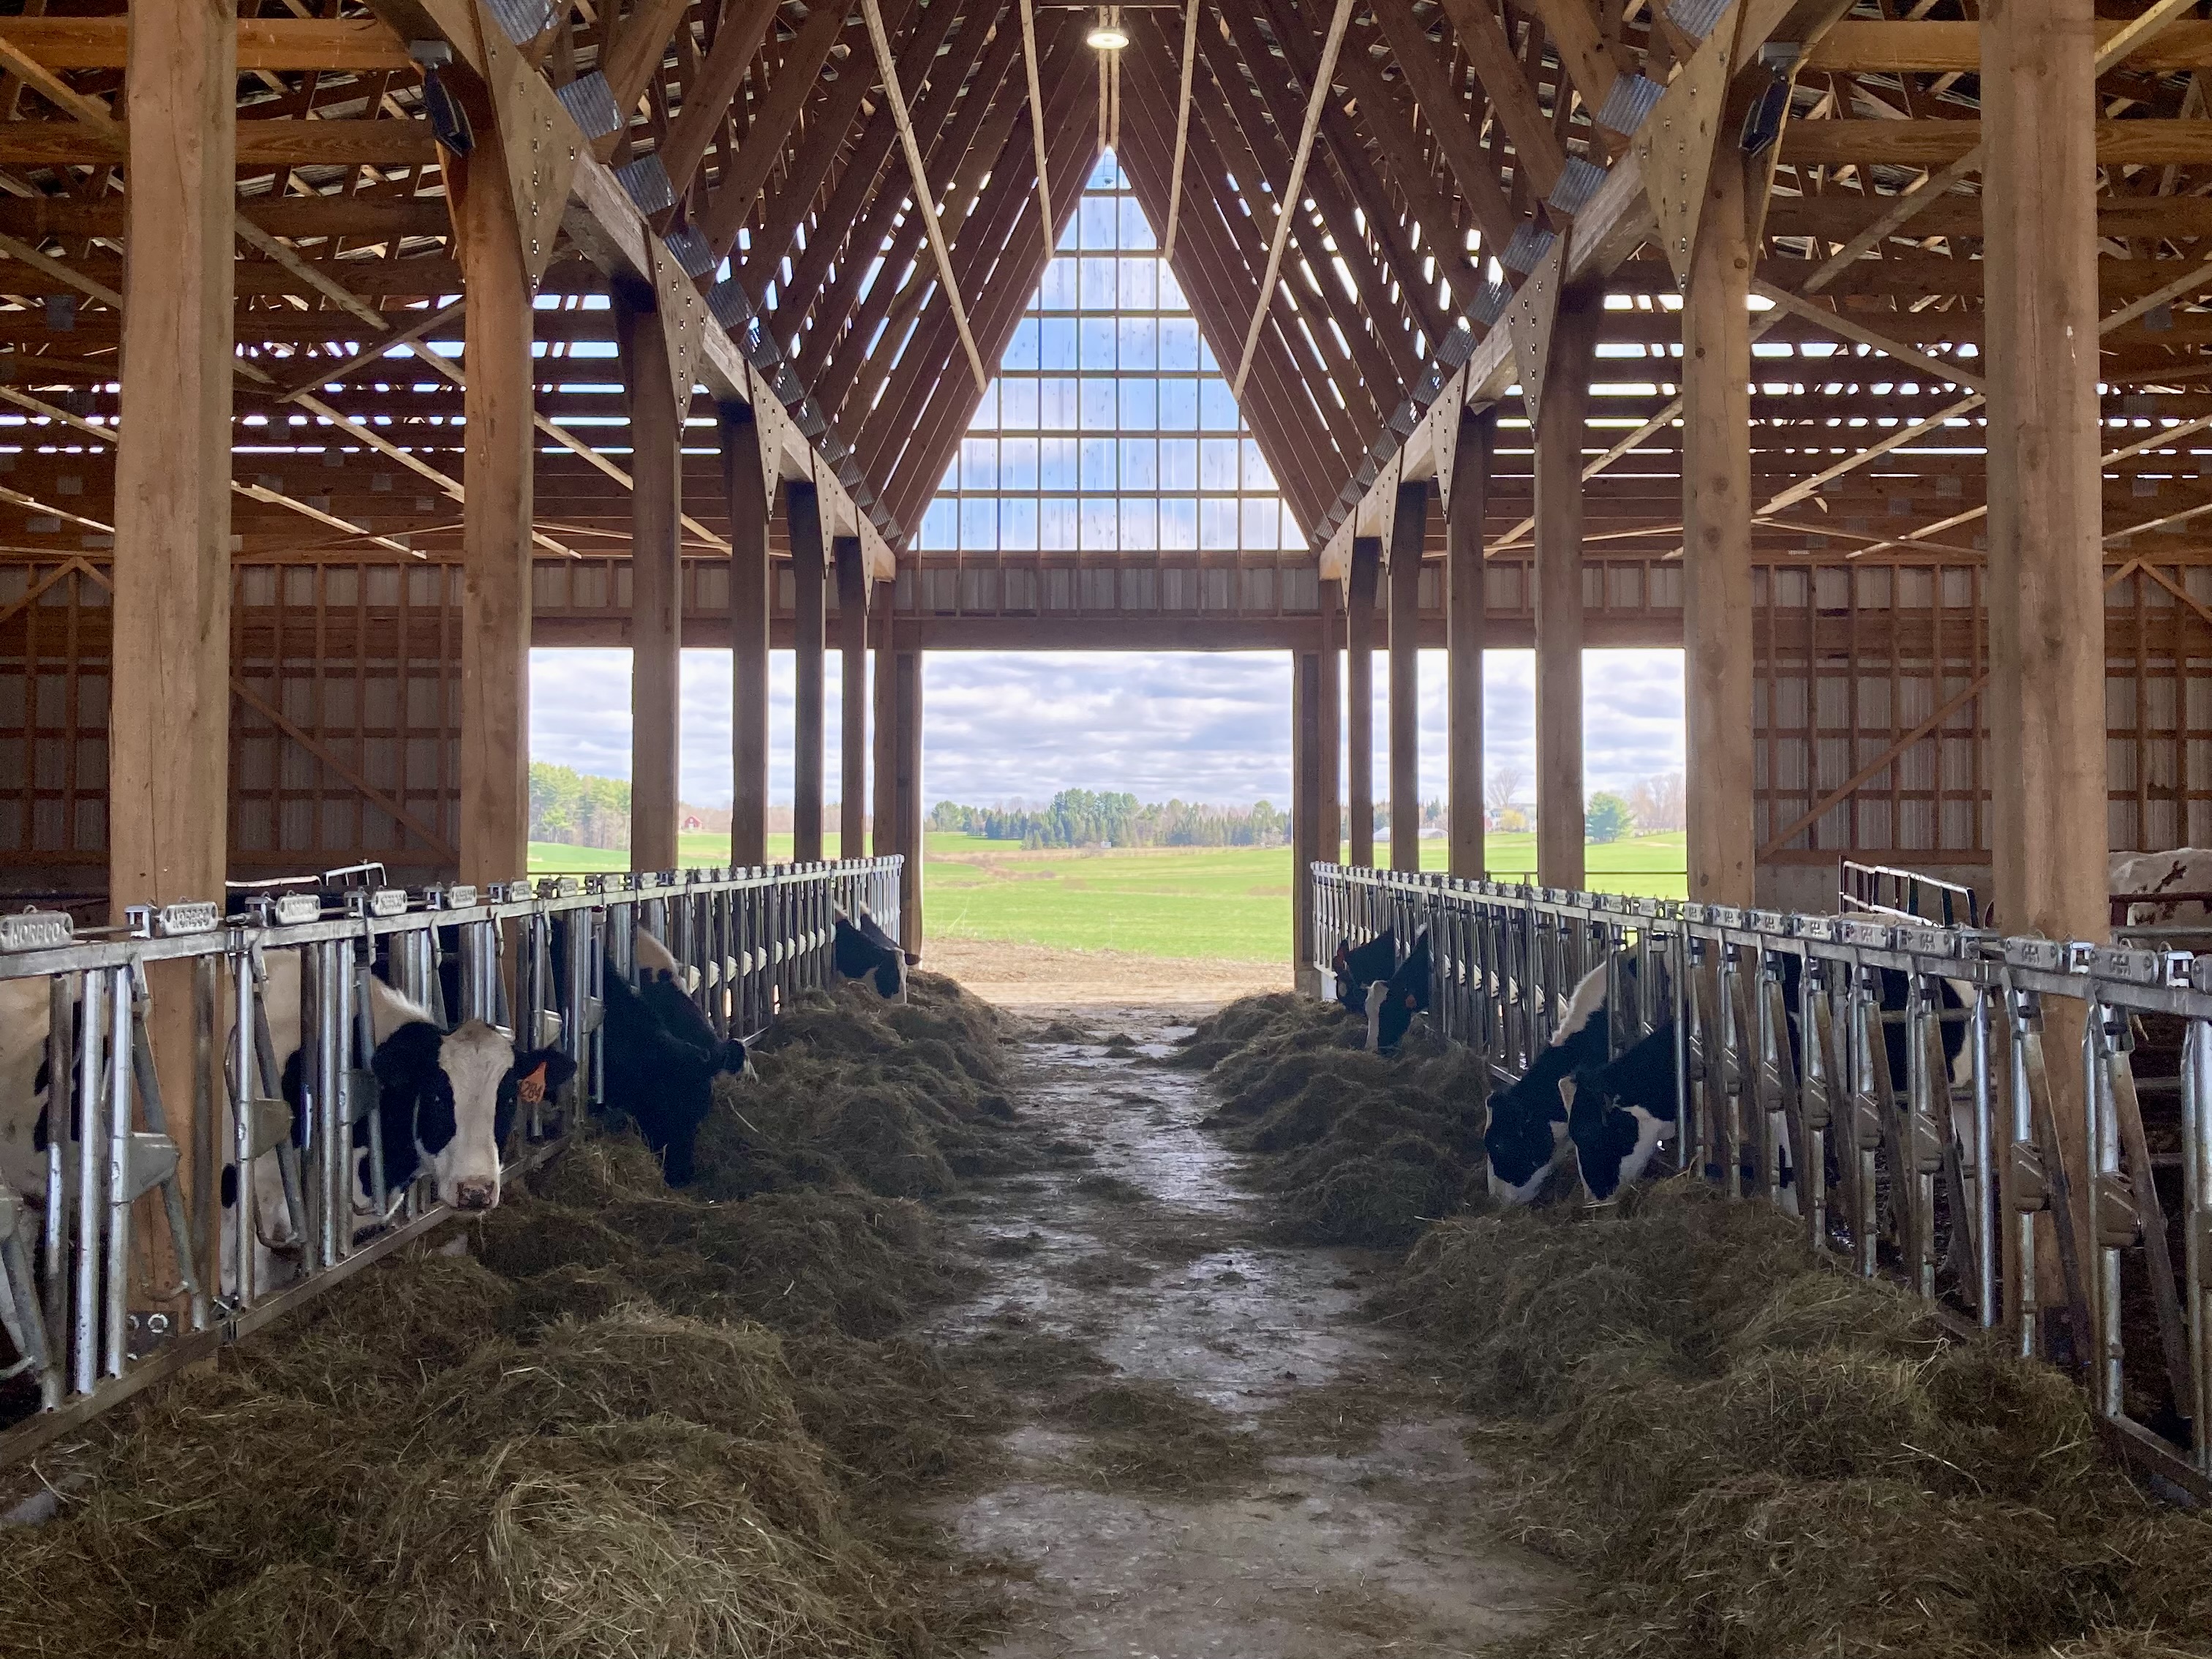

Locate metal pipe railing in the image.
[1313,861,2212,1497]
[0,856,901,1459]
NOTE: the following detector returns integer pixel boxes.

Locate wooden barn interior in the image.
[14,0,2212,1599]
[0,0,2191,961]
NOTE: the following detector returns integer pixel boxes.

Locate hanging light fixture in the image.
[1085,5,1129,50]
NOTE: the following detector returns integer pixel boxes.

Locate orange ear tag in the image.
[518,1061,549,1105]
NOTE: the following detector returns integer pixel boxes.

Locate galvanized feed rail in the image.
[1314,862,2212,1499]
[0,857,901,1463]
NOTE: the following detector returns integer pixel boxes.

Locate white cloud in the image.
[527,645,1685,810]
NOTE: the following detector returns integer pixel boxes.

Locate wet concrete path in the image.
[930,1004,1569,1658]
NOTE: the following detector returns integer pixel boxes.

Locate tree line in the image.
[930,789,1288,849]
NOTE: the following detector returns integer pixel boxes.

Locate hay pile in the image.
[693,972,1028,1200]
[1179,991,1492,1246]
[1386,1178,2212,1659]
[0,972,1020,1659]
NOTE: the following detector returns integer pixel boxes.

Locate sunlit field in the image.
[531,832,1687,963]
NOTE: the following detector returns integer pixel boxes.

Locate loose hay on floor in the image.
[1383,1177,2212,1659]
[1182,991,1494,1246]
[0,973,1023,1659]
[1046,1379,1263,1497]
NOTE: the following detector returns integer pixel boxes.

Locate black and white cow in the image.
[1365,930,1432,1055]
[251,952,573,1216]
[1565,1023,1682,1201]
[1483,962,1614,1203]
[832,909,909,1000]
[633,930,750,1072]
[596,962,742,1186]
[2110,848,2212,928]
[1332,931,1397,1016]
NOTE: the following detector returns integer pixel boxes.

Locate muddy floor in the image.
[931,1001,1570,1658]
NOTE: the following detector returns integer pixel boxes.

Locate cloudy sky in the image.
[528,647,1685,810]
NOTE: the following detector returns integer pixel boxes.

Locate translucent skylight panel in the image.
[920,150,1295,557]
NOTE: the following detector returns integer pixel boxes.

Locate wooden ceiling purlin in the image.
[1186,7,1417,370]
[853,14,1094,497]
[783,5,1014,385]
[1367,1,1528,255]
[696,0,858,260]
[815,15,1040,420]
[652,0,784,200]
[735,0,958,298]
[878,97,1102,529]
[1155,10,1407,416]
[1116,87,1354,528]
[1121,81,1372,473]
[1223,0,1455,347]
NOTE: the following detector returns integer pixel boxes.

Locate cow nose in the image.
[454,1180,496,1211]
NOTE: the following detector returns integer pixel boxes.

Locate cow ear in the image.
[1403,992,1417,1008]
[511,1045,578,1096]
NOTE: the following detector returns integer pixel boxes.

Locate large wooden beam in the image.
[1319,579,1342,868]
[1685,157,1757,909]
[1805,17,2212,71]
[616,283,685,874]
[789,482,827,864]
[894,645,923,954]
[1293,644,1323,990]
[722,402,770,867]
[109,0,235,1291]
[872,580,898,860]
[835,534,868,859]
[0,17,413,72]
[1780,118,2212,168]
[0,119,443,167]
[1534,285,1603,890]
[1985,0,2107,1328]
[1346,537,1380,867]
[452,69,535,885]
[1448,409,1494,881]
[1388,484,1427,874]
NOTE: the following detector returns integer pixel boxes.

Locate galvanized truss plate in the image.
[1633,21,1737,285]
[1668,0,1731,42]
[1544,155,1608,215]
[1500,222,1555,276]
[484,0,555,45]
[648,235,707,402]
[707,276,753,331]
[1595,72,1665,136]
[476,7,582,289]
[614,154,676,217]
[553,71,622,140]
[1429,372,1468,514]
[663,225,715,279]
[1502,230,1566,425]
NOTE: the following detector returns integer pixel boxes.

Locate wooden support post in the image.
[1985,0,2107,1326]
[1448,408,1495,881]
[615,285,683,874]
[722,405,770,868]
[1388,484,1427,873]
[895,647,924,954]
[789,484,827,864]
[451,67,535,887]
[109,0,235,1284]
[1534,285,1603,890]
[1346,537,1381,867]
[1293,647,1322,991]
[1683,157,1757,908]
[835,535,868,860]
[1318,582,1342,868]
[872,580,898,859]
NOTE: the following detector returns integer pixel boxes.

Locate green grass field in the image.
[531,830,1686,964]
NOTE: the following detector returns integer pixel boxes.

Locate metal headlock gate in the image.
[0,857,901,1464]
[1313,862,2212,1500]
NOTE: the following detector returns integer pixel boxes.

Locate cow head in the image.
[1376,983,1422,1055]
[370,1020,576,1211]
[1483,1087,1565,1205]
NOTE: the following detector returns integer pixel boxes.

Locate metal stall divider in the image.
[0,858,903,1465]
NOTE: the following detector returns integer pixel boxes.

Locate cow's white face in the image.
[1364,979,1387,1051]
[427,1020,514,1211]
